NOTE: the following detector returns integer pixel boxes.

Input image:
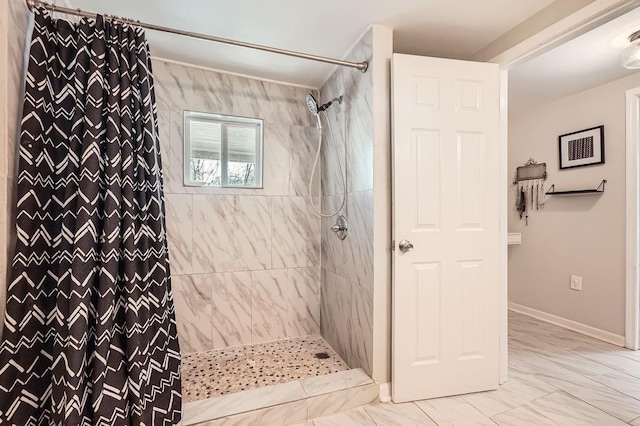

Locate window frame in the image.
[183,110,264,189]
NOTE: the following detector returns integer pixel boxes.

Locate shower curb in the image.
[182,368,378,425]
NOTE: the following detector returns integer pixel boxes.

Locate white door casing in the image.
[625,87,640,351]
[392,54,501,402]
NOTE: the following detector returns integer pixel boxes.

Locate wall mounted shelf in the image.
[545,179,606,196]
[507,232,522,245]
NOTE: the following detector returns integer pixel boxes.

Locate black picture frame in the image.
[558,125,605,170]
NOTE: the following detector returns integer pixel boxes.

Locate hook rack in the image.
[513,159,548,226]
[546,179,607,196]
[514,158,547,183]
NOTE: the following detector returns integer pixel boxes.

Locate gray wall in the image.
[152,60,322,353]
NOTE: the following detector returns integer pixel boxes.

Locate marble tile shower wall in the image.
[0,0,31,336]
[152,60,322,353]
[319,30,374,376]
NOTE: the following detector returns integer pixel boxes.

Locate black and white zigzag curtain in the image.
[0,8,181,425]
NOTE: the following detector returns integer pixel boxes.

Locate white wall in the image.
[371,25,393,384]
[508,71,640,337]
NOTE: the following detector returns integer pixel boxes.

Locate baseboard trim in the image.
[508,302,625,347]
[378,382,391,403]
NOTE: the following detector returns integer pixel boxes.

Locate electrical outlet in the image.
[570,275,582,291]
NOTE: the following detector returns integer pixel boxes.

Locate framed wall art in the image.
[558,125,604,169]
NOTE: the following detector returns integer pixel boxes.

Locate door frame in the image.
[485,0,640,383]
[625,88,640,350]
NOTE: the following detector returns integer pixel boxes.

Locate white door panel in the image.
[392,54,500,403]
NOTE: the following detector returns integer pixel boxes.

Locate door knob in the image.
[399,239,414,253]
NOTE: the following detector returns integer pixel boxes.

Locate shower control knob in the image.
[398,239,414,253]
[331,215,348,240]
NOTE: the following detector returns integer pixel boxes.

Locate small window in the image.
[184,111,263,188]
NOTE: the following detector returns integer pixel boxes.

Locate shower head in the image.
[306,94,319,115]
[306,93,322,131]
[305,93,343,116]
[305,93,343,132]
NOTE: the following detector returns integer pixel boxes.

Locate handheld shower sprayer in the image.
[305,94,323,131]
[305,94,319,115]
[303,93,347,218]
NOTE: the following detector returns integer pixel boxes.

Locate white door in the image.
[392,53,501,403]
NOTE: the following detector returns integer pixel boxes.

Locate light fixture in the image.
[620,30,640,69]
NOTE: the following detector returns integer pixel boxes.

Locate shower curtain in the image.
[0,8,181,425]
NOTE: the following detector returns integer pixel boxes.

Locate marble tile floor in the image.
[295,311,640,425]
[182,335,349,402]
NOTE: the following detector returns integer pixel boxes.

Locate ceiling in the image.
[509,6,640,116]
[68,0,555,88]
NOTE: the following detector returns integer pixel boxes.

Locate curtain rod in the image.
[25,0,369,73]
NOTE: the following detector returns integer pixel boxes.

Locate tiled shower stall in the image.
[320,31,375,376]
[152,26,388,385]
[0,0,32,328]
[153,59,323,354]
[0,0,394,420]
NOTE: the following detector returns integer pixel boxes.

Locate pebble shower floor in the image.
[181,335,349,402]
